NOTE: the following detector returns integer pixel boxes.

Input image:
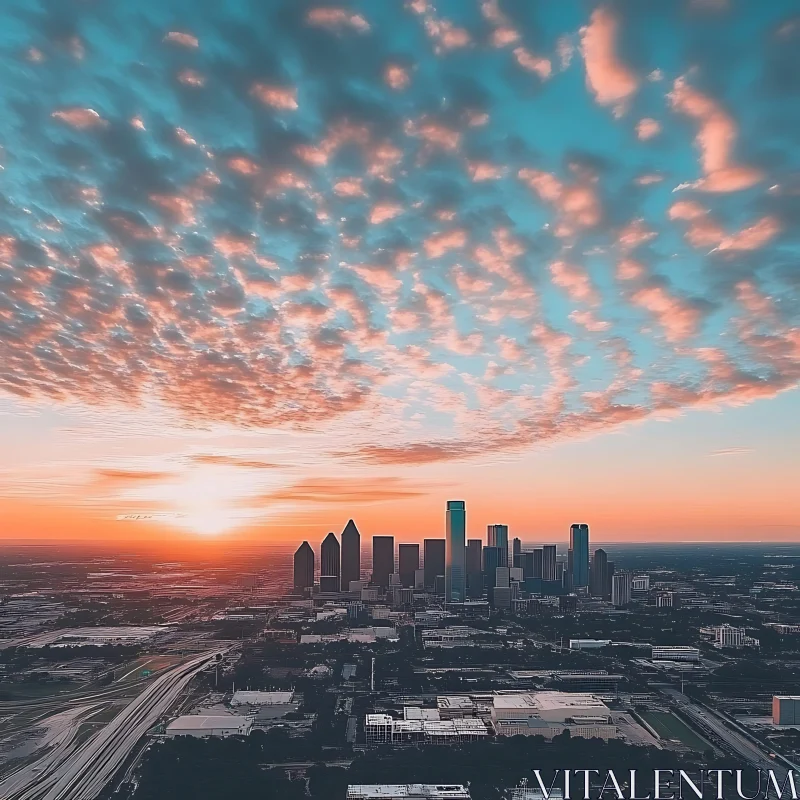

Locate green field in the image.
[640,710,711,752]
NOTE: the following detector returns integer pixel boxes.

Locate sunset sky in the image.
[1,0,799,545]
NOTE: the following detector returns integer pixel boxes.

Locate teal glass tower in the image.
[570,523,590,588]
[445,500,466,602]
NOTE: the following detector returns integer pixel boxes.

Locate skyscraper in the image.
[542,545,557,582]
[612,572,632,607]
[398,543,419,588]
[532,548,544,579]
[519,551,535,580]
[320,531,341,592]
[590,548,608,598]
[482,545,502,603]
[341,519,361,589]
[487,524,509,567]
[466,538,483,598]
[423,539,445,588]
[293,541,314,593]
[570,523,590,588]
[372,536,394,589]
[512,537,522,568]
[446,500,466,603]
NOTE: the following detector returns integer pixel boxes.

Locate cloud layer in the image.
[0,0,798,478]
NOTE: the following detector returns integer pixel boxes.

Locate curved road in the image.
[0,650,225,800]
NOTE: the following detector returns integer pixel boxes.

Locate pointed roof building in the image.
[341,519,361,589]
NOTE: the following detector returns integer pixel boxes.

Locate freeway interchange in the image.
[0,649,225,800]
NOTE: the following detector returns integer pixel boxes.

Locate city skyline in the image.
[1,0,799,544]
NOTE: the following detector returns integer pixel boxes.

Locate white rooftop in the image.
[230,691,294,706]
[347,786,470,800]
[167,714,250,732]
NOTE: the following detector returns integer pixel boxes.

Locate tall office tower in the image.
[612,572,632,607]
[487,524,509,567]
[495,567,510,588]
[398,543,420,588]
[590,548,608,598]
[566,549,574,591]
[446,500,466,603]
[606,561,615,600]
[372,536,395,589]
[482,545,501,603]
[533,548,544,579]
[341,519,361,589]
[466,539,483,598]
[519,551,535,580]
[542,545,557,581]
[320,532,341,592]
[512,537,522,568]
[293,541,315,592]
[569,523,590,588]
[423,539,445,588]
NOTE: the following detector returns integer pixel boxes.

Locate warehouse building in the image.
[347,787,470,800]
[491,692,617,741]
[165,714,252,738]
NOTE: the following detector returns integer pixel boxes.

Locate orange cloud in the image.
[580,6,638,115]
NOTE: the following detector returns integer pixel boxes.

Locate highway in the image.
[660,686,787,782]
[0,649,224,800]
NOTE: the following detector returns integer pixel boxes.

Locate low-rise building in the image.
[491,692,617,741]
[230,690,294,707]
[773,696,800,726]
[569,639,611,650]
[364,714,488,745]
[166,714,252,738]
[347,786,470,800]
[651,646,700,662]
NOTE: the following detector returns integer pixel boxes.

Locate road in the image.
[0,649,225,800]
[661,686,787,781]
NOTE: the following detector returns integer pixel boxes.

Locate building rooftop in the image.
[230,691,294,706]
[167,714,250,732]
[347,786,470,800]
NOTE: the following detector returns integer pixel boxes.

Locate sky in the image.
[0,0,799,546]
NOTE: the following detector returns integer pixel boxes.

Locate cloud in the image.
[709,447,753,456]
[262,477,429,503]
[580,6,638,115]
[668,77,763,192]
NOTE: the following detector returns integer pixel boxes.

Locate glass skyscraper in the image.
[570,523,590,588]
[445,500,466,603]
[487,524,509,567]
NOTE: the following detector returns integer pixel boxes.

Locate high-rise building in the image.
[519,551,535,580]
[612,572,632,607]
[320,532,341,591]
[372,536,395,589]
[566,549,574,591]
[569,523,589,588]
[423,539,445,588]
[590,548,608,599]
[293,541,314,592]
[466,539,483,599]
[446,501,466,603]
[487,524,509,567]
[512,537,522,568]
[495,567,510,589]
[398,543,420,588]
[542,545,557,582]
[341,519,361,589]
[532,548,544,579]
